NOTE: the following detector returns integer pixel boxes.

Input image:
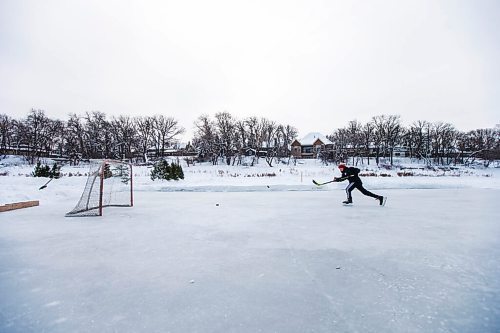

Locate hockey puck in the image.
[215,203,219,206]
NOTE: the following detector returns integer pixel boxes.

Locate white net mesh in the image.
[66,160,133,217]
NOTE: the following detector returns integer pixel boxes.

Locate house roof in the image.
[296,132,333,145]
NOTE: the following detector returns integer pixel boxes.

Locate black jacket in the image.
[336,167,361,184]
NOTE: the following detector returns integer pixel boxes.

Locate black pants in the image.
[345,182,379,202]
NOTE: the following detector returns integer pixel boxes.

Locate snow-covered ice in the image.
[1,158,499,332]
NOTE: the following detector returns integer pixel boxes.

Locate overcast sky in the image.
[1,0,499,140]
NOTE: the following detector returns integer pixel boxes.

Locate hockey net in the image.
[66,160,133,217]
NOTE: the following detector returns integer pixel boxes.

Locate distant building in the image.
[146,142,196,159]
[392,146,409,157]
[291,132,333,159]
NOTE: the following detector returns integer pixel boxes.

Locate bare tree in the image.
[329,128,349,163]
[245,117,266,166]
[262,119,278,167]
[65,113,86,163]
[10,118,27,158]
[371,115,402,165]
[464,128,499,166]
[214,112,236,165]
[83,111,110,159]
[135,116,155,162]
[24,109,51,163]
[361,121,374,165]
[44,119,65,157]
[193,114,218,164]
[232,119,248,165]
[152,115,185,158]
[408,120,432,164]
[346,120,363,165]
[0,114,13,154]
[111,115,137,160]
[431,122,457,165]
[280,124,298,163]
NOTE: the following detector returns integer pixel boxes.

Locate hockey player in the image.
[334,164,385,205]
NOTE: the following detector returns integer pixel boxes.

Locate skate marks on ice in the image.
[156,184,323,192]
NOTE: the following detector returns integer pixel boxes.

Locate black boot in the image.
[343,199,352,205]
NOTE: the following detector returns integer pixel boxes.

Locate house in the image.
[291,132,333,159]
[392,146,409,157]
[146,142,197,159]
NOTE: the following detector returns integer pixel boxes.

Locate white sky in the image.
[1,0,499,140]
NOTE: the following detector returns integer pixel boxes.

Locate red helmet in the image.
[338,163,346,170]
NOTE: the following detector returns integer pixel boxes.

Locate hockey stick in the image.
[312,175,354,186]
[312,179,336,186]
[39,178,54,190]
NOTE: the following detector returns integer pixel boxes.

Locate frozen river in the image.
[1,187,499,332]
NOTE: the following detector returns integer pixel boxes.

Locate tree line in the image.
[0,109,184,164]
[1,109,499,166]
[328,115,499,166]
[0,109,298,166]
[192,112,298,166]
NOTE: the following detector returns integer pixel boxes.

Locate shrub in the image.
[151,160,184,181]
[32,161,61,178]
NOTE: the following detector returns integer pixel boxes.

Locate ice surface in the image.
[0,160,499,332]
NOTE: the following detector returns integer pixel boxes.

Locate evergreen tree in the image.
[32,161,50,177]
[32,162,61,178]
[164,162,172,180]
[150,160,184,181]
[114,163,131,184]
[176,162,184,179]
[103,164,112,179]
[50,163,61,178]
